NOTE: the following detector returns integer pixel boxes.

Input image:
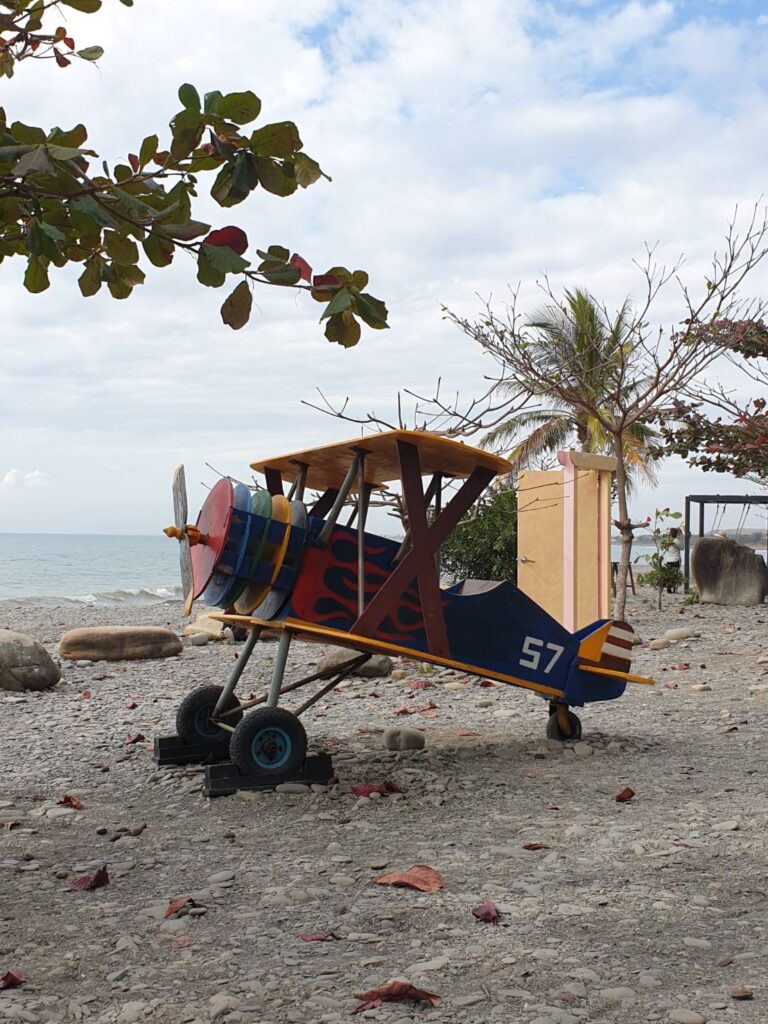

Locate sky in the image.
[1,0,768,539]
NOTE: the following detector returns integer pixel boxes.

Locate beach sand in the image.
[0,593,766,1024]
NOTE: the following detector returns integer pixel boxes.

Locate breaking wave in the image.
[2,586,184,609]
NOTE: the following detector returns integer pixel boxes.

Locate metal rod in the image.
[357,459,370,617]
[266,629,292,707]
[293,654,372,717]
[227,652,370,714]
[211,720,236,734]
[317,452,364,546]
[684,496,691,592]
[433,473,442,575]
[289,461,308,502]
[213,627,262,716]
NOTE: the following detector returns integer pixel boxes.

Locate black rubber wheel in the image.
[176,685,242,753]
[546,709,582,742]
[230,707,307,775]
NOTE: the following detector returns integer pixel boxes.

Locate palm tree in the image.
[481,287,658,489]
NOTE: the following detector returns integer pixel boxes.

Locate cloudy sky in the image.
[1,0,767,539]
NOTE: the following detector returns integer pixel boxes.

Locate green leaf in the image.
[62,0,102,12]
[47,124,88,147]
[355,292,389,329]
[211,152,259,207]
[220,280,253,330]
[293,152,326,188]
[158,220,210,241]
[257,245,290,263]
[170,108,203,160]
[114,263,145,287]
[203,90,223,115]
[250,121,302,159]
[47,144,90,161]
[200,242,249,274]
[218,91,262,125]
[70,194,119,230]
[139,134,158,168]
[320,287,353,321]
[107,279,132,299]
[78,258,102,296]
[14,145,53,176]
[324,311,361,348]
[9,122,46,145]
[197,248,226,288]
[350,270,369,291]
[24,256,50,293]
[178,83,201,111]
[104,231,139,265]
[254,156,297,197]
[142,233,175,267]
[77,46,104,61]
[118,0,134,5]
[261,265,301,286]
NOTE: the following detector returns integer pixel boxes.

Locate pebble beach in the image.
[0,593,766,1024]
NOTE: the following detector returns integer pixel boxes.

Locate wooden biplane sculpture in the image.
[160,431,652,795]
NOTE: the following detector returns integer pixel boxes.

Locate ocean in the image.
[0,533,182,606]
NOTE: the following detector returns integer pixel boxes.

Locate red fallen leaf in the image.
[127,153,139,172]
[170,935,196,950]
[204,226,249,254]
[125,733,145,744]
[0,971,25,990]
[472,900,499,924]
[615,787,635,803]
[290,253,312,282]
[418,710,438,719]
[126,702,138,710]
[367,691,380,698]
[354,981,440,1013]
[522,843,550,851]
[456,730,480,736]
[375,864,443,893]
[671,663,691,671]
[663,682,678,689]
[351,780,402,798]
[58,795,84,810]
[407,680,434,690]
[479,679,497,688]
[81,690,91,700]
[67,865,109,891]
[164,896,203,919]
[298,932,342,942]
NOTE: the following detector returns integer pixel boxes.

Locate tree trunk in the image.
[576,418,590,452]
[611,432,633,621]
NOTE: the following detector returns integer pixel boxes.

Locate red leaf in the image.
[663,682,678,689]
[522,843,550,851]
[125,733,145,745]
[58,795,84,810]
[0,971,25,990]
[407,679,434,690]
[126,702,138,710]
[417,710,438,719]
[298,932,342,942]
[170,936,196,950]
[67,865,109,891]
[375,864,443,893]
[81,690,91,700]
[54,50,71,68]
[204,226,248,255]
[351,780,402,798]
[312,273,342,290]
[472,900,499,924]
[164,896,202,919]
[63,36,75,49]
[479,679,496,687]
[615,787,635,803]
[670,663,691,671]
[290,253,312,282]
[353,981,440,1013]
[127,153,139,172]
[456,730,480,736]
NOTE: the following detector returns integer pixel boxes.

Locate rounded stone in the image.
[59,626,183,662]
[0,629,61,692]
[383,726,426,751]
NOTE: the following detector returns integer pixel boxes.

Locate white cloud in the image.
[0,0,767,535]
[1,469,48,488]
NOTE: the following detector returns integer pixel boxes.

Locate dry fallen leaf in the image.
[455,730,480,736]
[353,980,440,1013]
[351,781,401,798]
[164,896,203,919]
[58,795,85,810]
[408,680,434,690]
[472,900,500,924]
[670,663,691,671]
[125,734,145,745]
[170,936,196,950]
[395,700,438,716]
[67,865,109,891]
[375,864,444,893]
[615,787,636,803]
[80,690,91,700]
[522,843,550,851]
[298,932,342,942]
[0,971,25,990]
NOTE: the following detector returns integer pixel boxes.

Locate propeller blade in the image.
[172,464,188,531]
[180,535,194,615]
[171,465,194,615]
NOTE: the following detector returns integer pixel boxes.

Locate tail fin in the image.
[578,620,634,674]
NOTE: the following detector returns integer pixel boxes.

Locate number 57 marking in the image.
[520,636,564,674]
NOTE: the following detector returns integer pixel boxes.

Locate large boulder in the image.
[59,626,183,662]
[316,647,393,678]
[692,537,768,606]
[0,629,61,691]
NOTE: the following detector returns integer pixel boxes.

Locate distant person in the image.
[664,527,684,593]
